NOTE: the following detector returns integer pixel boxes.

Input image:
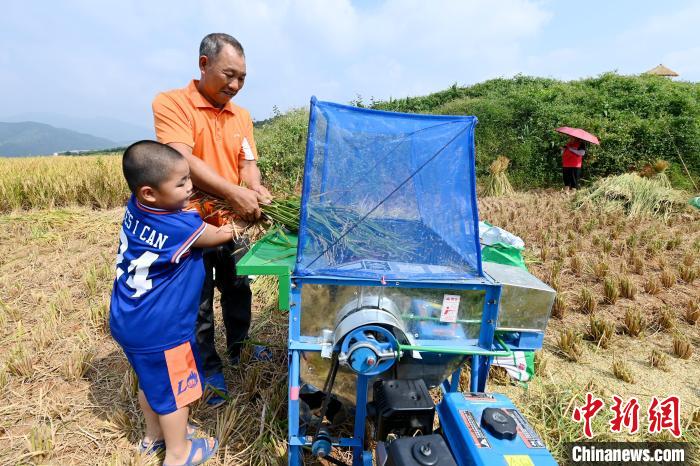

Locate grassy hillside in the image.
[373,74,700,190]
[255,73,700,192]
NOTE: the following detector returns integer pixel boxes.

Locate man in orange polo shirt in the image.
[152,33,272,406]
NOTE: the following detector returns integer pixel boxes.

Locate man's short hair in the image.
[199,33,244,60]
[122,140,184,193]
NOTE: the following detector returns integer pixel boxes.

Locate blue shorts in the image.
[123,338,204,415]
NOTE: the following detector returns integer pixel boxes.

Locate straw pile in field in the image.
[574,173,686,217]
[484,156,515,197]
[639,159,671,188]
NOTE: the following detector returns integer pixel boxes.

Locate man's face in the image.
[199,44,246,108]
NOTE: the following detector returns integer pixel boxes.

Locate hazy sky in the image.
[1,0,698,130]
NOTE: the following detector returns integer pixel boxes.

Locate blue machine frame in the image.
[287,275,512,465]
[285,97,547,465]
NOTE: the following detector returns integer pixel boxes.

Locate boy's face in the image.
[141,158,193,210]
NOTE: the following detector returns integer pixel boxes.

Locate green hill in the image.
[0,121,117,157]
[255,73,700,194]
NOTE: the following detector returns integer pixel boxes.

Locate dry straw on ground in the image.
[0,180,698,464]
[574,173,686,218]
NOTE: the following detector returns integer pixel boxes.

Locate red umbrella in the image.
[555,127,600,145]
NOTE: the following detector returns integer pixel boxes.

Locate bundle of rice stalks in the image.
[557,329,583,362]
[484,156,515,197]
[304,203,419,262]
[196,192,412,262]
[193,192,284,239]
[639,160,671,187]
[574,173,686,218]
[622,308,645,337]
[587,315,614,349]
[672,335,693,359]
[261,197,300,231]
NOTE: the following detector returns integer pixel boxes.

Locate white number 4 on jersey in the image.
[116,227,159,298]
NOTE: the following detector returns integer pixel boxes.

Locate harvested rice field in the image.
[0,190,698,465]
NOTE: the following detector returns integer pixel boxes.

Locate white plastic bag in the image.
[479,222,525,249]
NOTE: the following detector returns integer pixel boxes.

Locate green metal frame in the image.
[236,230,298,310]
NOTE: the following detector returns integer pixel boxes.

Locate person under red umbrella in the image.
[555,127,600,190]
[561,136,586,189]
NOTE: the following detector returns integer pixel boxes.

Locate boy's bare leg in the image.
[160,406,216,464]
[138,389,163,443]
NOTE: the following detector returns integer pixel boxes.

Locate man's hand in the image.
[253,185,273,205]
[225,185,262,222]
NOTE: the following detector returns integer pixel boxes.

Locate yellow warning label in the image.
[504,455,535,466]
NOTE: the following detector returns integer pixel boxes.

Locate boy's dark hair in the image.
[122,140,184,193]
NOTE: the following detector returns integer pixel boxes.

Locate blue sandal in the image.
[138,424,198,454]
[186,423,199,439]
[138,438,165,455]
[163,437,219,466]
[252,345,273,362]
[204,372,228,407]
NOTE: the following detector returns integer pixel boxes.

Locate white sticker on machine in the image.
[440,294,460,322]
[505,408,546,448]
[463,392,497,403]
[460,410,491,448]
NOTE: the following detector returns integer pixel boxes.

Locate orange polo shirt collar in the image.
[186,80,236,115]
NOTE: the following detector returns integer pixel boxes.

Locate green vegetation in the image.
[254,73,700,192]
[255,108,308,195]
[372,74,700,190]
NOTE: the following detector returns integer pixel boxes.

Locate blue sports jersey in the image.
[110,195,207,353]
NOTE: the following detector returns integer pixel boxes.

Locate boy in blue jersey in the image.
[111,140,234,466]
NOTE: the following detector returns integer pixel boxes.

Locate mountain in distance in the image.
[1,112,153,145]
[0,121,118,157]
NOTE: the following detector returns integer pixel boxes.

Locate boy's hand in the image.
[193,223,236,248]
[231,218,249,231]
[216,224,235,239]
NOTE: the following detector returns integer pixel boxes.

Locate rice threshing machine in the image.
[238,98,558,465]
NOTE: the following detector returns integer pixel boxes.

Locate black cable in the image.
[317,351,340,428]
[309,352,342,461]
[301,446,351,466]
[321,454,352,466]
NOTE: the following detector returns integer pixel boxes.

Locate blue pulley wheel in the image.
[339,325,398,376]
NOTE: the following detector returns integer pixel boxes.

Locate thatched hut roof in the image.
[645,64,679,77]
